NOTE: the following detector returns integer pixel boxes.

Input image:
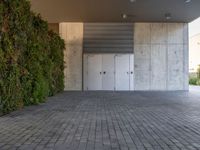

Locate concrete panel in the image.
[183,44,189,90]
[64,45,83,91]
[59,23,67,40]
[134,70,150,90]
[151,44,167,90]
[134,58,150,71]
[60,23,83,91]
[168,44,184,90]
[65,23,83,45]
[134,44,150,90]
[168,23,184,44]
[60,23,83,45]
[183,27,189,90]
[134,44,150,60]
[151,23,167,44]
[151,71,167,90]
[134,22,188,91]
[134,44,150,70]
[183,23,189,45]
[134,23,151,44]
[183,23,189,90]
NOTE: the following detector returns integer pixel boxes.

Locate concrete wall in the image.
[59,23,83,91]
[59,22,189,91]
[134,23,189,91]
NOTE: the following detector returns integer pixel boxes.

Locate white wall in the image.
[134,23,189,91]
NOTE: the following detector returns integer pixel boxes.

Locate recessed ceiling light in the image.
[185,0,191,3]
[130,0,136,3]
[165,13,172,20]
[121,14,136,19]
[122,14,128,19]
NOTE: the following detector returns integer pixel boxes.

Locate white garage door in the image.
[87,55,102,90]
[130,55,134,91]
[102,54,115,90]
[84,54,134,91]
[115,54,130,91]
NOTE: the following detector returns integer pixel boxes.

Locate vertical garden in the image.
[0,0,65,114]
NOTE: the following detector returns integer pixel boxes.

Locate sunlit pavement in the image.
[190,85,200,94]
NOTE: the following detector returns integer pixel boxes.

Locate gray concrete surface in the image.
[134,23,189,91]
[60,23,189,91]
[1,91,200,150]
[60,23,83,91]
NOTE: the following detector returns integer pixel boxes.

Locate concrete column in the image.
[150,23,167,90]
[134,23,151,90]
[167,23,185,90]
[134,23,189,91]
[59,23,83,91]
[183,24,189,91]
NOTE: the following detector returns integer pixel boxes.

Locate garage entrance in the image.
[84,54,134,91]
[83,23,134,91]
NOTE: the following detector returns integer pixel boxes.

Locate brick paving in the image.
[1,91,200,150]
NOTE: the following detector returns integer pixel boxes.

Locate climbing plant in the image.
[0,0,65,114]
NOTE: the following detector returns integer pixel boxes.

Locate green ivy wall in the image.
[0,0,65,114]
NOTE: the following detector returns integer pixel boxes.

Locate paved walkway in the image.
[190,85,200,93]
[1,91,200,150]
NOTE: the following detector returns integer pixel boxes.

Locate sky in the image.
[189,17,200,37]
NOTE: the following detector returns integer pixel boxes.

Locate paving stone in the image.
[0,91,200,150]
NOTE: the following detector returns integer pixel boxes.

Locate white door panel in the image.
[83,55,88,91]
[84,53,134,91]
[115,54,130,91]
[87,55,102,90]
[130,54,134,91]
[102,54,115,90]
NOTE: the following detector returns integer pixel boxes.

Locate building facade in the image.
[58,23,189,91]
[30,0,200,91]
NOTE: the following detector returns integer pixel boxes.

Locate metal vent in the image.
[83,23,134,53]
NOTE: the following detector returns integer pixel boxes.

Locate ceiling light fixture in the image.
[122,14,128,19]
[165,13,172,20]
[185,0,191,3]
[130,0,136,3]
[122,14,136,19]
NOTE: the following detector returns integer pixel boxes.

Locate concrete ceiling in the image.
[30,0,200,23]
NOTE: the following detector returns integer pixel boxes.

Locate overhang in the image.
[31,0,200,23]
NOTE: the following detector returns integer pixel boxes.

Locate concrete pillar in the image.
[59,23,83,91]
[134,23,151,90]
[150,23,167,90]
[134,23,189,91]
[167,23,186,90]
